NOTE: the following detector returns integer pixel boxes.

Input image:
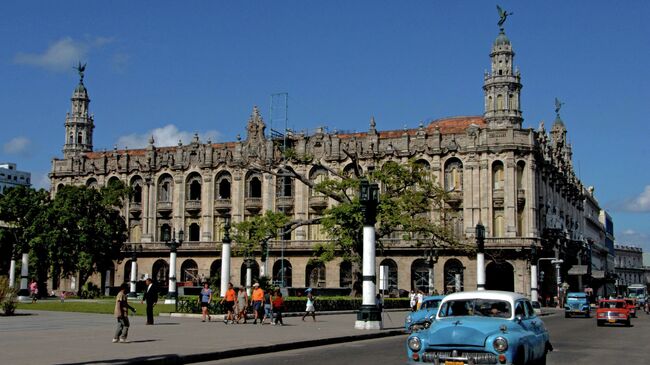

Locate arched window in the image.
[246,172,262,198]
[240,260,260,287]
[306,261,326,288]
[180,259,198,283]
[86,178,98,188]
[187,173,202,201]
[69,133,74,144]
[486,261,514,292]
[444,158,463,191]
[496,94,504,110]
[276,168,294,197]
[516,161,525,190]
[216,172,232,199]
[189,223,200,241]
[492,161,505,190]
[77,132,83,144]
[272,259,292,287]
[210,260,221,281]
[493,212,505,237]
[411,259,430,293]
[160,224,171,241]
[309,167,328,196]
[339,261,352,288]
[158,174,173,202]
[444,259,464,293]
[379,259,398,292]
[152,259,169,286]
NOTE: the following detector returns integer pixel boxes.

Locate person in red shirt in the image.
[272,289,285,326]
[220,282,237,324]
[250,283,264,324]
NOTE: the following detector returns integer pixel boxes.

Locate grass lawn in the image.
[16,300,176,316]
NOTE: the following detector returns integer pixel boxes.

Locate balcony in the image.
[157,201,172,212]
[185,200,201,212]
[309,195,328,210]
[276,196,295,209]
[492,189,504,208]
[214,198,231,213]
[517,189,526,206]
[445,191,463,207]
[245,197,263,212]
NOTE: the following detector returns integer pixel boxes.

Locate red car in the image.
[596,299,630,327]
[625,298,637,318]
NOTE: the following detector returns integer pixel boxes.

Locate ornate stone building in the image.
[50,26,598,299]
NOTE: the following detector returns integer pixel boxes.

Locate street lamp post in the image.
[355,178,382,330]
[220,216,232,297]
[475,223,486,290]
[127,244,143,298]
[530,244,538,303]
[163,229,184,304]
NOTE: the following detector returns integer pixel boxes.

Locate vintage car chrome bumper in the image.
[421,350,498,364]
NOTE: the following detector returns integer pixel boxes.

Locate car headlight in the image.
[493,337,508,353]
[408,336,422,352]
[405,315,412,324]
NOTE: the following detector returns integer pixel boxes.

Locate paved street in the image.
[2,309,650,364]
[205,311,650,365]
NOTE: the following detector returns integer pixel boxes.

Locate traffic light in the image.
[539,271,545,283]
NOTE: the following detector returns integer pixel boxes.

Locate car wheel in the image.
[597,320,604,327]
[513,347,525,365]
[537,352,547,365]
[585,313,590,318]
[626,319,631,327]
[564,313,569,318]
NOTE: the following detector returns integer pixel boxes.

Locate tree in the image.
[41,183,128,296]
[239,154,462,295]
[0,186,50,294]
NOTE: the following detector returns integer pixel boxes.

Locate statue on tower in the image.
[496,5,513,31]
[554,97,565,117]
[75,62,86,82]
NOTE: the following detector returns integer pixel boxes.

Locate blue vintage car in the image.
[406,291,552,365]
[405,295,445,332]
[564,292,590,318]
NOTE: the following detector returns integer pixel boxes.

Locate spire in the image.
[63,62,94,158]
[483,10,522,129]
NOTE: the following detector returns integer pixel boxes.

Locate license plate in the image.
[608,319,616,323]
[445,362,464,365]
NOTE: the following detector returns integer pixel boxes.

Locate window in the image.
[492,161,504,190]
[444,158,463,192]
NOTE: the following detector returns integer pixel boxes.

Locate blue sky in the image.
[1,1,649,250]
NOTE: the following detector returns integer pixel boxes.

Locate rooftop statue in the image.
[75,62,86,82]
[496,5,513,31]
[554,97,565,117]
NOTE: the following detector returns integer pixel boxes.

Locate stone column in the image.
[220,242,231,297]
[128,259,138,297]
[202,174,213,241]
[17,252,30,301]
[165,249,178,304]
[9,258,16,288]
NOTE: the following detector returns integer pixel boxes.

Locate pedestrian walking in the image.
[141,278,157,325]
[262,288,273,324]
[29,279,38,303]
[272,289,285,325]
[236,286,248,324]
[198,282,212,322]
[302,288,316,321]
[251,283,264,324]
[416,290,424,311]
[113,283,136,343]
[409,290,417,311]
[221,282,237,324]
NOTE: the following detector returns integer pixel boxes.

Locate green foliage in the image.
[231,210,289,259]
[0,276,18,315]
[80,282,101,299]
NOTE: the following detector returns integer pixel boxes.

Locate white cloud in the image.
[115,124,221,149]
[3,137,31,156]
[620,185,650,212]
[32,172,51,191]
[14,36,114,72]
[617,229,650,251]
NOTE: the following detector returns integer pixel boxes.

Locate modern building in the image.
[50,23,603,301]
[614,245,645,294]
[0,163,31,194]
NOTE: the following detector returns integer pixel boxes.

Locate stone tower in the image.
[483,29,523,129]
[63,64,94,158]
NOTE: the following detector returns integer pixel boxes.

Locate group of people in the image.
[409,290,425,311]
[198,282,317,326]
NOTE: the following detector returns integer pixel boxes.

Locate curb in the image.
[62,329,406,365]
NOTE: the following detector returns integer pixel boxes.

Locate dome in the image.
[493,31,510,47]
[73,82,88,98]
[552,115,565,130]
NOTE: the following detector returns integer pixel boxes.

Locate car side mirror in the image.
[515,314,524,323]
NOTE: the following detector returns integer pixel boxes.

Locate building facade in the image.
[614,245,645,293]
[0,163,31,194]
[50,26,601,300]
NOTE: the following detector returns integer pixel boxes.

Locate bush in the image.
[80,282,101,299]
[0,276,18,316]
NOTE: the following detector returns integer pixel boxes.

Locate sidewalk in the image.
[0,309,407,365]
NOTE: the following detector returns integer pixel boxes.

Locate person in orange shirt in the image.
[250,282,264,324]
[220,282,237,324]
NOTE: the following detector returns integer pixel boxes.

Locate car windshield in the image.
[421,300,441,310]
[599,301,625,309]
[438,299,512,318]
